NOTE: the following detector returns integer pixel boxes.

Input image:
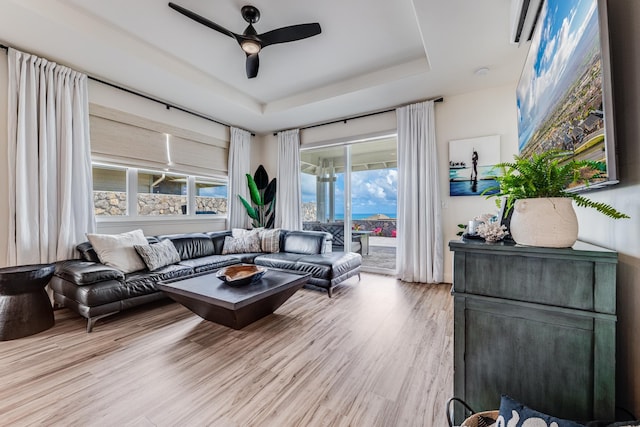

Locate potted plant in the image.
[485,150,628,247]
[238,165,277,228]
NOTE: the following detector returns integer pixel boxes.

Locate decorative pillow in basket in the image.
[463,410,498,427]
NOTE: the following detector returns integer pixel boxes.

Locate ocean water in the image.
[334,213,397,220]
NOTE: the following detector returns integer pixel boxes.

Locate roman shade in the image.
[89,104,228,177]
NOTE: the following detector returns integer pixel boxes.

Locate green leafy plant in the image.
[238,165,277,228]
[485,150,628,219]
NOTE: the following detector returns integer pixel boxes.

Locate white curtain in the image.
[7,48,95,265]
[275,129,302,230]
[227,127,252,229]
[396,101,444,283]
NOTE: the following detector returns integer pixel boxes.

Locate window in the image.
[92,164,227,219]
[137,171,186,216]
[195,177,227,215]
[93,164,127,216]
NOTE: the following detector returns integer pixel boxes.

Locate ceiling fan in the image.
[168,2,322,79]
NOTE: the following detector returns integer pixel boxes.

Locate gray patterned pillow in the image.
[134,239,181,271]
[222,233,262,254]
[259,228,281,253]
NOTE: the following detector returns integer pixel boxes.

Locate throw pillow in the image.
[232,228,263,238]
[222,233,262,254]
[86,229,148,274]
[134,239,181,271]
[497,395,584,427]
[259,228,281,253]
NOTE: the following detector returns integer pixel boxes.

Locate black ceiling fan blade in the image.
[168,2,240,41]
[246,53,259,79]
[259,23,321,48]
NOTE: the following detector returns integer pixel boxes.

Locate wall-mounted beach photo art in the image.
[449,135,501,196]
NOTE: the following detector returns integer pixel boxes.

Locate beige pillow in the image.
[86,229,147,273]
[222,233,262,254]
[259,228,281,253]
[134,239,181,271]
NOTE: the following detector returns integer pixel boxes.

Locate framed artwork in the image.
[449,135,501,196]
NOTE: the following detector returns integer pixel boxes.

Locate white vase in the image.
[509,197,578,248]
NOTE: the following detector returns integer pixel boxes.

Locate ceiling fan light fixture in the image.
[241,39,261,54]
[169,3,321,78]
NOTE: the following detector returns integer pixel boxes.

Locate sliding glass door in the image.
[300,136,397,272]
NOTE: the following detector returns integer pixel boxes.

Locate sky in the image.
[198,185,227,197]
[516,0,599,150]
[302,168,398,215]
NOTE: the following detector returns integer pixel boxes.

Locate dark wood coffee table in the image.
[157,268,310,329]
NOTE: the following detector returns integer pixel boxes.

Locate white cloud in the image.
[300,168,398,215]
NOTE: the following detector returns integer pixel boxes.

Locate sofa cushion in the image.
[222,234,262,254]
[206,231,232,254]
[124,264,194,293]
[134,239,181,271]
[86,229,148,274]
[225,253,263,264]
[296,252,362,279]
[76,241,101,263]
[254,253,308,270]
[158,233,215,260]
[283,231,327,254]
[55,260,125,285]
[178,255,240,273]
[53,263,192,308]
[50,276,129,308]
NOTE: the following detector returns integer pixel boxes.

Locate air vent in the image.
[510,0,543,44]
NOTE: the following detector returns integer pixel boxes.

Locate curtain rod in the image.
[272,97,444,136]
[0,43,255,136]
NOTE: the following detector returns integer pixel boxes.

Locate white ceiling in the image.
[0,0,529,134]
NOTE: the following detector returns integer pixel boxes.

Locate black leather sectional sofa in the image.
[51,230,362,332]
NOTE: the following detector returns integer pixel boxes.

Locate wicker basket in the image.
[461,410,499,427]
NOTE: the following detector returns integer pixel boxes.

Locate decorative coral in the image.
[476,221,509,242]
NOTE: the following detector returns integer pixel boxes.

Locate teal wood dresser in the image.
[449,238,617,423]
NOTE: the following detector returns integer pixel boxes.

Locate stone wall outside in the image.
[94,191,227,216]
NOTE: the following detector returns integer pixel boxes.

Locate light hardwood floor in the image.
[0,273,453,426]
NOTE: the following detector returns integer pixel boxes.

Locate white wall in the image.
[251,133,277,177]
[437,85,519,282]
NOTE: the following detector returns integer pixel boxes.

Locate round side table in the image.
[0,264,55,340]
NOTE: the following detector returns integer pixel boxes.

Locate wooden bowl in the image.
[216,264,267,287]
